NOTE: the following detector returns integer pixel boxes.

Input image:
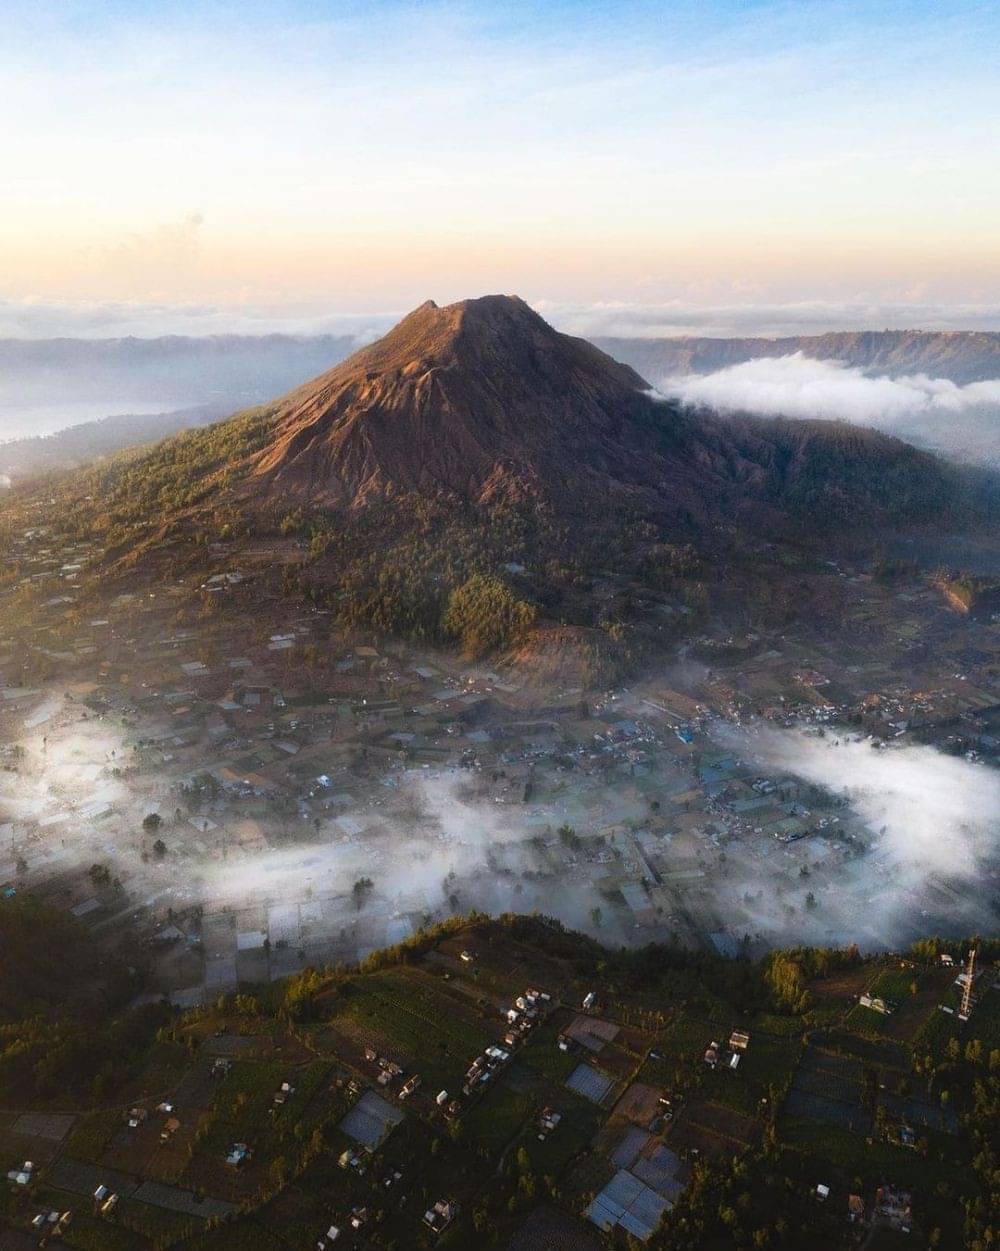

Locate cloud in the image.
[714,723,1000,947]
[652,353,1000,464]
[1,293,999,342]
[658,353,1000,424]
[0,297,396,340]
[100,213,205,276]
[542,299,1000,339]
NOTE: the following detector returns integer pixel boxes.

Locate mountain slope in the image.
[247,295,678,506]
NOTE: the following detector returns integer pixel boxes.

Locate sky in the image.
[1,0,999,337]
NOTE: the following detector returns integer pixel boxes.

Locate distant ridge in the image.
[592,329,1000,385]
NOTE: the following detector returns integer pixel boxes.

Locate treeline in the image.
[0,896,97,1022]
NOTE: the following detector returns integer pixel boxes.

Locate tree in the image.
[152,838,167,859]
[88,863,111,887]
[442,574,536,657]
[141,812,163,833]
[352,877,374,910]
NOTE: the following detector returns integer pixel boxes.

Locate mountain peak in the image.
[250,294,654,504]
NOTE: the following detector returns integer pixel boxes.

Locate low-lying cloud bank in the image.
[4,295,1000,342]
[715,723,1000,947]
[545,299,1000,339]
[658,353,1000,464]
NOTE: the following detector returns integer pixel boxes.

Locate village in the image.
[0,514,998,1012]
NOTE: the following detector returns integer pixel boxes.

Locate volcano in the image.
[235,293,975,531]
[248,293,690,507]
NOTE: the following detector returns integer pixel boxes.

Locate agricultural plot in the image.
[328,968,494,1089]
[435,931,570,1001]
[178,1059,331,1201]
[181,1219,285,1251]
[706,1031,802,1116]
[508,1203,605,1251]
[60,1110,122,1164]
[518,1011,580,1082]
[37,1208,146,1251]
[10,1113,74,1142]
[778,1117,972,1195]
[782,1047,871,1134]
[667,1097,756,1159]
[461,1079,537,1156]
[513,1095,603,1176]
[566,1064,614,1105]
[339,1090,404,1150]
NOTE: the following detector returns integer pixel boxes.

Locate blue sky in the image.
[0,0,997,335]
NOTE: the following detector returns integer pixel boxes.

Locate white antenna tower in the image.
[958,947,977,1022]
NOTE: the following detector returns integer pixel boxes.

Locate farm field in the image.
[0,916,995,1251]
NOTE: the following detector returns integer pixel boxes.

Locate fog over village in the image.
[3,521,997,1010]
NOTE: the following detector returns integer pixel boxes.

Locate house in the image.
[874,1185,912,1232]
[816,1184,830,1202]
[399,1075,421,1099]
[582,991,597,1010]
[225,1142,252,1167]
[423,1199,459,1234]
[273,1080,295,1106]
[848,1194,865,1223]
[704,1043,720,1069]
[860,993,893,1015]
[538,1108,562,1139]
[160,1116,181,1143]
[728,1029,751,1052]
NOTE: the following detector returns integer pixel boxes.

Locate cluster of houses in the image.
[703,1028,751,1072]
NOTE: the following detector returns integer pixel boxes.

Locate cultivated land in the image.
[0,915,996,1251]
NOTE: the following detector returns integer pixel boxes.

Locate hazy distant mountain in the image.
[592,329,1000,384]
[6,326,997,478]
[0,405,227,480]
[0,333,359,442]
[593,330,1000,468]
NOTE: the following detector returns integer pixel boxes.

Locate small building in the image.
[225,1142,252,1168]
[874,1185,912,1232]
[423,1199,459,1234]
